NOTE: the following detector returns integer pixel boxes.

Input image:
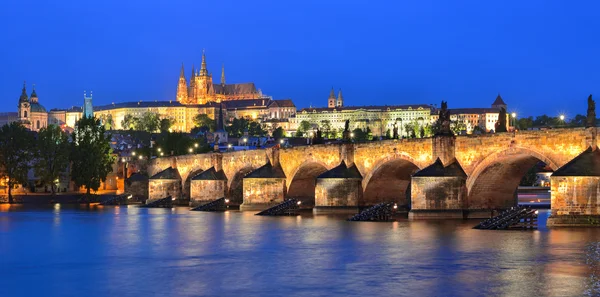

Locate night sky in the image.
[1,0,599,118]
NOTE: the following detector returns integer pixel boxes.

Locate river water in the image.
[0,205,599,297]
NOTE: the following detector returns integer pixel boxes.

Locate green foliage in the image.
[160,117,175,133]
[385,129,391,139]
[272,127,286,139]
[495,108,508,133]
[121,114,136,130]
[70,116,115,195]
[34,125,70,195]
[296,120,312,137]
[193,114,216,132]
[351,128,370,142]
[516,116,534,130]
[0,122,34,203]
[135,112,160,132]
[320,120,334,138]
[155,132,211,156]
[450,121,467,135]
[226,118,266,138]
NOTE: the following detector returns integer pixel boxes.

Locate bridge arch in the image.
[362,154,421,207]
[286,160,329,206]
[182,168,205,199]
[466,146,559,210]
[226,166,255,204]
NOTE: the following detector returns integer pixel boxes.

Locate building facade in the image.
[0,83,49,132]
[290,89,432,137]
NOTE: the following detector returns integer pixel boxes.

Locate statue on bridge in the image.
[392,123,399,139]
[436,101,452,136]
[495,107,508,133]
[587,94,596,128]
[343,120,351,141]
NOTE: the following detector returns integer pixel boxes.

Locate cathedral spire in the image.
[190,64,196,80]
[221,64,226,85]
[337,89,343,107]
[200,49,208,76]
[19,81,29,103]
[328,87,336,108]
[179,63,185,79]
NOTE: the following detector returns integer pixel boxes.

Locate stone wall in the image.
[190,180,226,207]
[315,178,362,207]
[125,180,148,202]
[148,179,182,202]
[411,176,467,210]
[242,178,286,208]
[551,176,600,215]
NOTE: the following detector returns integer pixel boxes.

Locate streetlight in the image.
[350,132,354,138]
[138,155,143,160]
[279,139,284,144]
[132,151,136,156]
[194,143,198,148]
[511,112,517,130]
[560,114,565,121]
[157,147,161,152]
[188,148,193,153]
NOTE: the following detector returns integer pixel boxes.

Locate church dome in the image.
[30,102,47,113]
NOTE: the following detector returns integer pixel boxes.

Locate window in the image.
[36,120,40,129]
[24,111,27,118]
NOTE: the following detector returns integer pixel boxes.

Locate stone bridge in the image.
[137,127,598,222]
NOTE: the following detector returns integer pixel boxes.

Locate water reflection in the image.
[0,207,596,296]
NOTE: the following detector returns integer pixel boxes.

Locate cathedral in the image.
[176,51,262,104]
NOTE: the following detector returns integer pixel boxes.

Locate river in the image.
[0,205,599,296]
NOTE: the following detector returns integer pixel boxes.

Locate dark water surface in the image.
[1,205,599,297]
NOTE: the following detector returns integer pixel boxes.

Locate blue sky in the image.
[1,0,599,118]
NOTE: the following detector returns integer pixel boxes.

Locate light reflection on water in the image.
[0,206,597,296]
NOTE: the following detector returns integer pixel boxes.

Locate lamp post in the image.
[559,114,565,127]
[511,112,517,130]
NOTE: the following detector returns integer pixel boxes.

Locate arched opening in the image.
[24,111,27,118]
[467,150,556,210]
[183,168,204,199]
[287,162,329,206]
[227,166,254,204]
[362,159,420,208]
[36,120,40,129]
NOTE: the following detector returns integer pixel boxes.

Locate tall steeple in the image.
[200,49,208,76]
[328,87,336,108]
[221,64,226,85]
[176,63,188,103]
[30,84,38,103]
[336,89,344,107]
[19,81,29,103]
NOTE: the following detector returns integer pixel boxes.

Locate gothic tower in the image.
[188,64,196,100]
[176,63,188,103]
[328,87,336,108]
[194,50,215,104]
[337,89,344,107]
[18,82,31,128]
[221,64,226,85]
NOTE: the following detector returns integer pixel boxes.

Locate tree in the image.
[248,121,266,136]
[34,125,70,195]
[160,117,175,133]
[520,165,538,186]
[136,112,160,132]
[70,116,115,196]
[296,120,312,137]
[121,114,136,130]
[0,123,34,203]
[352,128,369,142]
[193,114,216,132]
[155,132,210,156]
[569,114,586,127]
[450,120,466,135]
[321,120,333,138]
[272,127,285,139]
[517,116,534,130]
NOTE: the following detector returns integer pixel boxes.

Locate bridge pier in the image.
[148,167,183,204]
[313,161,362,214]
[409,159,468,219]
[240,161,287,211]
[189,167,227,207]
[548,147,600,227]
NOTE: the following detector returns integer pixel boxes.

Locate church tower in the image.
[337,89,344,107]
[83,91,93,118]
[188,64,196,100]
[18,82,30,128]
[176,63,188,103]
[221,64,226,85]
[328,87,336,108]
[194,50,214,104]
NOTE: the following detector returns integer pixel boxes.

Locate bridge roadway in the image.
[130,127,599,224]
